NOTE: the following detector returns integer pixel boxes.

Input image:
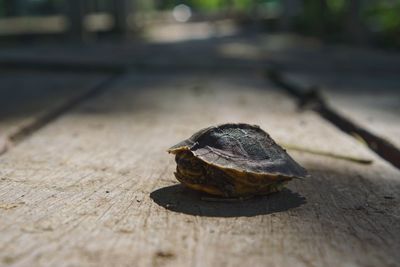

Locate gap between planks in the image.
[1,73,124,155]
[266,69,400,170]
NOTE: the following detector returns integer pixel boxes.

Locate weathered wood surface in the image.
[0,71,108,153]
[285,72,400,149]
[256,34,400,149]
[0,29,297,73]
[0,72,399,267]
[2,31,400,75]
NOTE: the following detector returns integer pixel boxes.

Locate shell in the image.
[168,123,307,197]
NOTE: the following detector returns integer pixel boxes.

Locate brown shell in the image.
[168,123,308,179]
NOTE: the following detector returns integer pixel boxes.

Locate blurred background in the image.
[0,0,399,47]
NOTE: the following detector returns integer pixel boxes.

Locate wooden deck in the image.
[0,32,399,267]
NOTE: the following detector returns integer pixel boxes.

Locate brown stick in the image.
[266,69,400,170]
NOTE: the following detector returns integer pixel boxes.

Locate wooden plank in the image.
[65,0,86,41]
[0,28,264,72]
[110,0,131,37]
[0,73,399,267]
[285,72,400,148]
[0,71,108,150]
[0,16,66,35]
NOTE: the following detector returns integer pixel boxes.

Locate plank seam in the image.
[2,73,125,153]
[266,69,400,170]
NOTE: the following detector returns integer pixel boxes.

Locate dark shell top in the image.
[169,123,308,178]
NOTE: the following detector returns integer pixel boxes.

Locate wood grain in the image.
[0,71,108,150]
[0,73,398,267]
[285,71,400,149]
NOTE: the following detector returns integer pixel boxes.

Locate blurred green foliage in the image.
[158,0,400,48]
[364,1,400,47]
[0,0,62,16]
[158,0,257,11]
[0,0,399,48]
[296,0,400,48]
